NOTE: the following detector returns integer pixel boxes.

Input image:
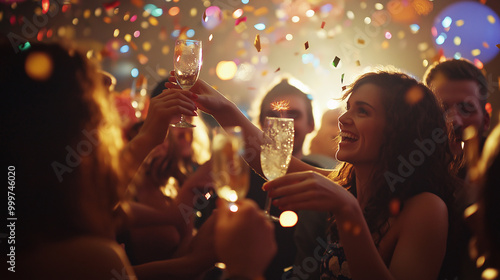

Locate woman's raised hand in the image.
[263,171,357,214]
[165,71,237,122]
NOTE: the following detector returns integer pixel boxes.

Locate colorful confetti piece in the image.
[321,21,326,29]
[332,56,340,67]
[342,85,347,91]
[305,41,309,50]
[355,60,361,66]
[254,34,261,52]
[341,73,344,83]
[235,16,247,26]
[275,67,280,72]
[357,38,365,45]
[496,44,500,49]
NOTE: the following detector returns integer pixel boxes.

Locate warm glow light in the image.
[216,61,238,80]
[25,52,53,81]
[482,268,499,280]
[306,9,315,17]
[229,204,239,212]
[279,211,298,227]
[113,29,119,37]
[286,34,293,40]
[464,203,478,218]
[364,17,371,24]
[291,16,300,23]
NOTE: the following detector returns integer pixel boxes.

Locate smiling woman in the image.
[166,70,463,280]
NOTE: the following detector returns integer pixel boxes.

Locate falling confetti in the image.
[332,56,340,67]
[254,34,261,52]
[355,60,361,66]
[342,85,347,91]
[275,67,280,72]
[341,73,345,83]
[497,44,500,49]
[321,21,326,29]
[357,38,365,45]
[304,41,309,50]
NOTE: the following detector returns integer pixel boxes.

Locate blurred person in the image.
[424,59,492,279]
[2,41,225,280]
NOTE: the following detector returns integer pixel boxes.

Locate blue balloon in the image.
[432,1,500,63]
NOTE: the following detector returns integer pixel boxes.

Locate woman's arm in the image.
[120,90,199,183]
[266,172,449,280]
[165,77,331,178]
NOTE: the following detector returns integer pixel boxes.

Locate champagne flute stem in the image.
[264,196,272,215]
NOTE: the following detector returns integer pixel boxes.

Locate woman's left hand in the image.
[263,171,357,214]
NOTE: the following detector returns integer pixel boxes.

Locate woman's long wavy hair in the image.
[328,71,460,261]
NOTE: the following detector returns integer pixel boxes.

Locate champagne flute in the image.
[261,117,294,222]
[130,74,147,119]
[212,126,250,211]
[171,39,202,128]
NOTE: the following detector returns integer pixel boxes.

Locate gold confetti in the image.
[332,56,340,67]
[254,34,261,52]
[261,70,268,76]
[356,60,361,66]
[357,38,365,45]
[304,41,309,50]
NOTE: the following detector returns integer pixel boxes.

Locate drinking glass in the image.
[212,126,250,211]
[261,117,294,221]
[171,39,202,128]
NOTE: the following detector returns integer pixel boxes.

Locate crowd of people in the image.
[3,38,499,280]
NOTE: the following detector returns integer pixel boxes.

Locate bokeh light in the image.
[216,61,238,80]
[432,1,500,63]
[25,51,53,81]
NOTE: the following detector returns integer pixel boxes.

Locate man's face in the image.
[430,74,490,155]
[261,94,314,156]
